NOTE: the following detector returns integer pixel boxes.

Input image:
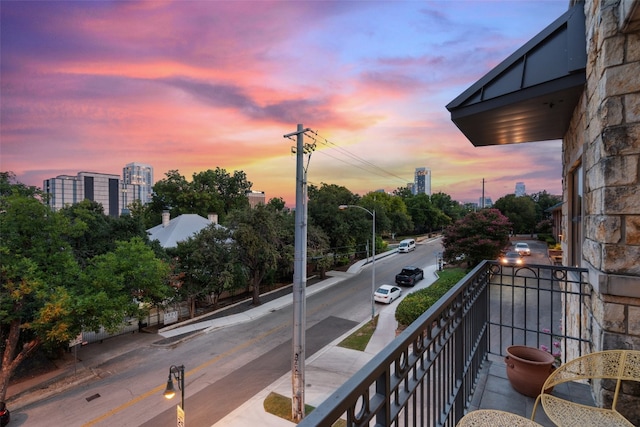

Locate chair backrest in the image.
[543,350,640,409]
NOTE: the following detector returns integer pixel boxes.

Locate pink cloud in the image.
[1,1,568,206]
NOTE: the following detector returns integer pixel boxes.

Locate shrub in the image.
[395,269,466,327]
[537,233,556,245]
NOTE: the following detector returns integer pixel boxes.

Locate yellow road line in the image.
[82,323,288,426]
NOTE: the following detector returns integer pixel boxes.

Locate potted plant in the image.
[505,345,556,397]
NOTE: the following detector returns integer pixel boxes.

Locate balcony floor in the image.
[468,354,595,426]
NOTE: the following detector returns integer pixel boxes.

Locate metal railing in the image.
[299,261,591,427]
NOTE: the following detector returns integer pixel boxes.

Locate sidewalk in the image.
[7,246,440,427]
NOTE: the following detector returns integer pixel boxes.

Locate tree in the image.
[148,170,192,219]
[360,191,412,238]
[0,171,39,198]
[195,168,252,216]
[227,205,280,306]
[308,183,359,250]
[0,175,172,401]
[404,193,447,234]
[173,225,240,317]
[442,208,512,268]
[494,194,537,234]
[0,192,81,401]
[83,237,173,324]
[431,192,464,223]
[529,191,562,229]
[58,200,115,266]
[147,168,253,227]
[392,186,413,199]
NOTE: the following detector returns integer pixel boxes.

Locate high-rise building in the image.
[43,170,144,217]
[123,162,154,205]
[413,167,432,196]
[515,182,526,197]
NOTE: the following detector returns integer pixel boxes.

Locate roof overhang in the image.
[446,3,586,146]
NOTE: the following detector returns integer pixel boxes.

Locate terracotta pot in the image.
[505,345,555,398]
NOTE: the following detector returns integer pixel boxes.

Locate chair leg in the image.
[531,395,542,421]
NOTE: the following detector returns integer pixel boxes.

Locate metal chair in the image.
[457,409,542,426]
[531,349,640,426]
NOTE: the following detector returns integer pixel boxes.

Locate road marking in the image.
[82,323,288,426]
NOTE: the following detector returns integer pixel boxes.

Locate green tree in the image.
[308,183,359,250]
[266,197,287,212]
[431,192,464,223]
[227,205,280,306]
[529,191,562,230]
[392,186,413,199]
[149,170,192,217]
[0,171,39,198]
[147,168,252,227]
[59,200,114,266]
[404,193,446,234]
[494,194,537,234]
[83,237,172,321]
[442,208,512,268]
[360,192,412,238]
[0,192,81,401]
[196,167,252,216]
[0,175,172,400]
[173,225,240,317]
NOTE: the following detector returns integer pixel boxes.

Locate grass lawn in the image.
[337,316,378,351]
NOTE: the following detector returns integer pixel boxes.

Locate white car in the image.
[374,285,402,304]
[514,242,531,256]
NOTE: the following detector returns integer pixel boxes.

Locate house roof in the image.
[147,214,217,248]
[446,3,586,146]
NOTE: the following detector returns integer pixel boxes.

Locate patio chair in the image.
[458,409,543,426]
[531,349,640,426]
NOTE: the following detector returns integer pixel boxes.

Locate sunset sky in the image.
[1,1,569,206]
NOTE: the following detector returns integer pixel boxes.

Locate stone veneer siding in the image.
[563,0,640,422]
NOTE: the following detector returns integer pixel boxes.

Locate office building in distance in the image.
[413,167,432,196]
[123,162,154,205]
[43,167,149,217]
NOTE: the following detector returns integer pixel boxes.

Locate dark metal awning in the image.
[446,3,586,146]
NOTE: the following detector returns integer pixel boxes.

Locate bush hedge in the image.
[395,268,466,327]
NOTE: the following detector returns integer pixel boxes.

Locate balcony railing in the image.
[299,261,591,427]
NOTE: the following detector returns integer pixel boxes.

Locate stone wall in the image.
[563,0,640,422]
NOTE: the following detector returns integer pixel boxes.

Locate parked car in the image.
[514,242,531,256]
[501,251,524,266]
[0,401,9,427]
[395,266,424,287]
[374,285,402,304]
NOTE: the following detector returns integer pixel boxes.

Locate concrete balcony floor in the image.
[469,354,595,426]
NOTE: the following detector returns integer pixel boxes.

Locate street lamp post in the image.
[339,204,376,320]
[163,364,185,410]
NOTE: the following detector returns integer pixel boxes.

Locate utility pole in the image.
[284,124,313,422]
[482,178,485,209]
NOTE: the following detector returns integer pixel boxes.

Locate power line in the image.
[304,131,412,187]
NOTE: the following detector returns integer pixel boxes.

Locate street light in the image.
[339,204,376,320]
[163,364,185,410]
